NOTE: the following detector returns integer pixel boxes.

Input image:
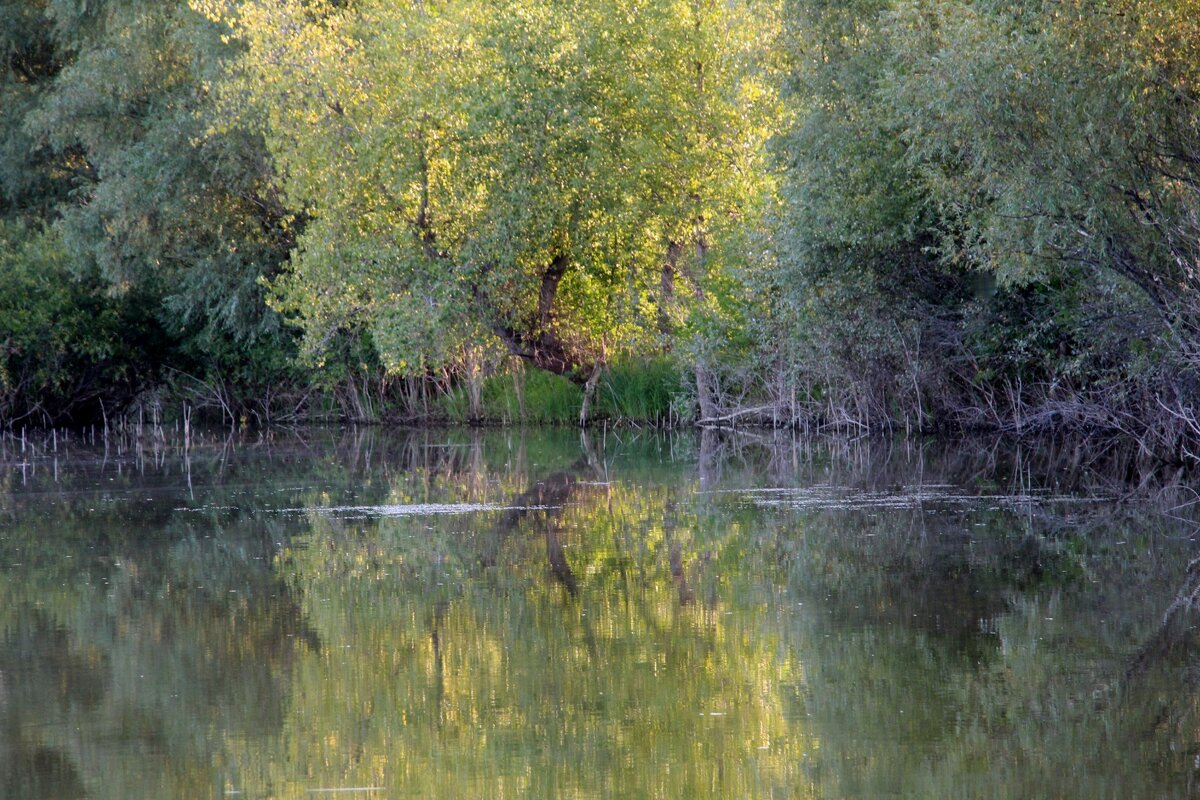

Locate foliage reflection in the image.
[1,430,1200,798]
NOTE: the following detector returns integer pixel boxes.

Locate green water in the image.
[2,429,1199,799]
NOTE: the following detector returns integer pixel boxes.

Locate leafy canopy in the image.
[200,0,781,376]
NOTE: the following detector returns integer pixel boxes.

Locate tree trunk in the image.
[511,358,526,421]
[691,237,719,422]
[659,240,681,336]
[483,253,588,381]
[464,346,483,424]
[578,360,605,427]
[694,361,718,422]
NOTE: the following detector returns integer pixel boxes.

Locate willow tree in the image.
[0,0,302,423]
[775,0,1200,434]
[871,0,1200,436]
[198,0,780,423]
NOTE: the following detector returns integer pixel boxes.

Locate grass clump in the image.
[439,369,581,424]
[439,356,688,425]
[596,357,688,424]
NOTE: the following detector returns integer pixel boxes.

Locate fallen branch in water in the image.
[698,405,774,426]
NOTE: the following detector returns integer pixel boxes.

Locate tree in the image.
[885,0,1200,332]
[200,0,781,422]
[773,0,1200,437]
[772,0,958,427]
[0,222,160,425]
[0,0,300,425]
[0,0,71,220]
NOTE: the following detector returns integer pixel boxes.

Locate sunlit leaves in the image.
[205,0,783,377]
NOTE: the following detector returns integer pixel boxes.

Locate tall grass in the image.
[439,369,582,424]
[596,357,689,425]
[438,357,688,425]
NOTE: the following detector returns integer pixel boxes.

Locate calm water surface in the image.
[2,428,1199,799]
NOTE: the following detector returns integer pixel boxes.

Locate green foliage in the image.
[437,358,688,425]
[882,0,1200,299]
[202,0,782,384]
[0,222,165,424]
[440,369,583,425]
[0,0,300,424]
[44,2,296,381]
[596,357,689,424]
[772,0,1200,433]
[5,0,1200,433]
[0,0,69,219]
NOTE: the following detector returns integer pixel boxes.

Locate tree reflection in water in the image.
[0,428,1199,798]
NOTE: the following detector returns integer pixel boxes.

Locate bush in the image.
[0,221,165,426]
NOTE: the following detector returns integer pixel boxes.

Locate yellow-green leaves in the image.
[207,0,783,379]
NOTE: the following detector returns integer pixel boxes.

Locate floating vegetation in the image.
[713,485,1111,512]
[277,503,560,519]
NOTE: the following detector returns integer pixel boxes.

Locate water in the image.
[2,428,1199,799]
